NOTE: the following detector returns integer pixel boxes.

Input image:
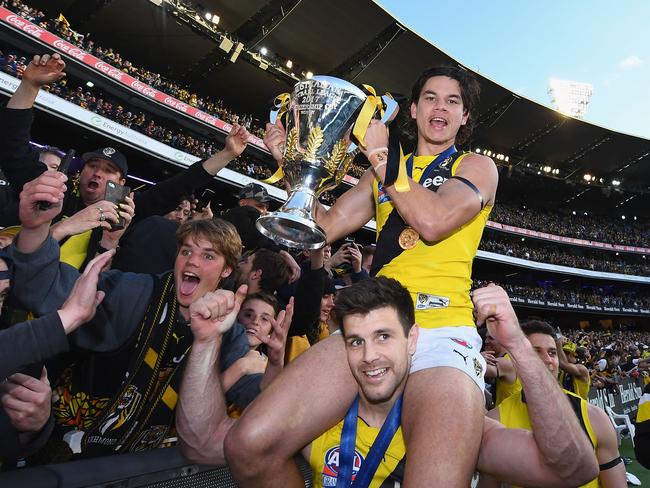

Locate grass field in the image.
[621,437,649,485]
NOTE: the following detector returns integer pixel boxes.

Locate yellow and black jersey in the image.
[635,383,650,468]
[495,354,522,406]
[559,369,591,400]
[373,152,491,330]
[309,416,405,488]
[498,389,600,488]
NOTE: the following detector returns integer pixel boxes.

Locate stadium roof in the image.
[24,0,650,208]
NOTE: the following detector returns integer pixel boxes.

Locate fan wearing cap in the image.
[0,53,251,271]
[221,183,276,252]
[237,182,271,214]
[557,337,591,400]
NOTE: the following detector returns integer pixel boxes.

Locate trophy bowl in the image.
[256,76,395,249]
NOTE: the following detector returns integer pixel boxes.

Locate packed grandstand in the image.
[0,0,648,486]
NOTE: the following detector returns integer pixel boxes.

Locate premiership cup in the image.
[256,76,397,249]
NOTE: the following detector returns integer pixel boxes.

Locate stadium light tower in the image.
[547,78,593,119]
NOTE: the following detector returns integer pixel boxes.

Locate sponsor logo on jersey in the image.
[451,338,473,349]
[377,182,391,204]
[322,446,364,487]
[415,293,450,310]
[422,175,448,189]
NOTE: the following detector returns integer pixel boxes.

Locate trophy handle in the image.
[347,94,399,153]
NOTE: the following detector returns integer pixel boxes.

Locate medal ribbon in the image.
[352,84,385,151]
[405,145,457,184]
[336,394,403,488]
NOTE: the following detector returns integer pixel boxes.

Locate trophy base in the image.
[256,212,326,250]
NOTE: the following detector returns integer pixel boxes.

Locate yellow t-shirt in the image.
[309,416,405,488]
[59,229,93,269]
[637,383,650,424]
[495,354,522,406]
[498,389,600,488]
[373,152,491,329]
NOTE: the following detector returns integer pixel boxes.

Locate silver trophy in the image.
[256,76,397,249]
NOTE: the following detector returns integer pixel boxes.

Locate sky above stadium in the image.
[378,1,650,140]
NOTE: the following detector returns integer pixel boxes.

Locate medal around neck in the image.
[398,226,419,250]
[256,76,398,249]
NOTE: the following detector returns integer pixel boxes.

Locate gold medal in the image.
[398,226,419,250]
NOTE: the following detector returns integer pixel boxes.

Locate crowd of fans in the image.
[480,233,649,276]
[0,43,370,203]
[474,279,650,310]
[490,203,649,248]
[560,329,650,389]
[0,0,267,138]
[1,44,280,182]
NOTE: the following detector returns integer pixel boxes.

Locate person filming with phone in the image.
[327,238,369,287]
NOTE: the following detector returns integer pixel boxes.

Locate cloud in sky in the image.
[618,55,643,70]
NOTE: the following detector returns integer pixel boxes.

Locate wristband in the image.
[367,147,388,160]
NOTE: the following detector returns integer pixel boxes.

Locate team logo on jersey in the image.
[322,446,364,487]
[377,182,391,204]
[439,155,453,169]
[451,338,473,349]
[474,357,484,377]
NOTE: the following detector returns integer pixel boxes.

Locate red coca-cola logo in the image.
[5,14,27,29]
[194,111,218,125]
[52,39,86,61]
[94,61,124,81]
[6,13,46,37]
[163,97,189,113]
[129,79,157,97]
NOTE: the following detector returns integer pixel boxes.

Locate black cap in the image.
[237,182,271,203]
[82,147,128,177]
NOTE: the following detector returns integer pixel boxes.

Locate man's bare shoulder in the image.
[457,152,498,173]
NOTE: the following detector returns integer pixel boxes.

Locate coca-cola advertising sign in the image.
[129,79,158,98]
[94,61,125,81]
[52,39,87,61]
[163,97,189,113]
[5,14,44,37]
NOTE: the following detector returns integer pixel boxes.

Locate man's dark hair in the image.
[410,65,481,145]
[332,277,414,337]
[520,319,555,338]
[37,145,65,157]
[252,249,290,294]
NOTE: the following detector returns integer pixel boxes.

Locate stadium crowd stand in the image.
[490,202,649,248]
[1,0,268,138]
[480,232,649,276]
[474,279,650,311]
